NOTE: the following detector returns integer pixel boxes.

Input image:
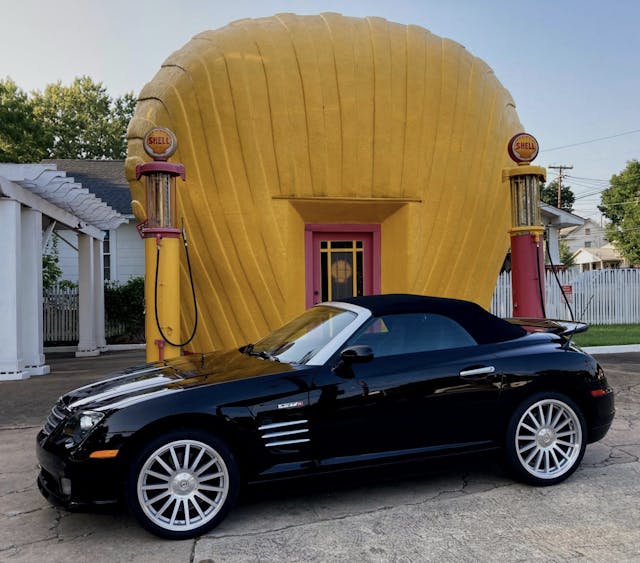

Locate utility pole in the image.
[548,165,573,209]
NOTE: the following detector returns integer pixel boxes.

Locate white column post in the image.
[0,199,26,380]
[76,233,99,357]
[20,208,49,376]
[94,236,107,350]
[547,226,561,265]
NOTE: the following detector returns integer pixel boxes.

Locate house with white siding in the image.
[561,218,608,253]
[42,160,144,284]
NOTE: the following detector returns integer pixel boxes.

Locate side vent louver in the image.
[258,420,310,448]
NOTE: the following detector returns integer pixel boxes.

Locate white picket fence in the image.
[491,269,640,324]
[43,286,126,343]
[43,286,79,342]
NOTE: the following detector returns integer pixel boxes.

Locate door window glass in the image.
[320,240,364,301]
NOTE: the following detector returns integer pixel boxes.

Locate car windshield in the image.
[249,306,357,364]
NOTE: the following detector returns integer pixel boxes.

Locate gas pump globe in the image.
[505,133,547,318]
[136,127,187,361]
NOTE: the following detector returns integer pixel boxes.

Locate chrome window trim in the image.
[305,302,372,366]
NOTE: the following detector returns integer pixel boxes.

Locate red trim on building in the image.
[304,224,381,308]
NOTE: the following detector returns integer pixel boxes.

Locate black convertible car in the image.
[37,294,615,539]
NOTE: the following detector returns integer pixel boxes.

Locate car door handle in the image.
[459,366,496,379]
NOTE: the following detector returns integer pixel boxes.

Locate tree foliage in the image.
[42,238,62,290]
[0,76,135,162]
[104,277,145,343]
[599,159,640,265]
[540,179,575,212]
[0,79,50,162]
[559,242,575,267]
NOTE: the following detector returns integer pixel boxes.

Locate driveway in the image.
[1,352,638,561]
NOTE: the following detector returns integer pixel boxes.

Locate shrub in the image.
[104,277,145,343]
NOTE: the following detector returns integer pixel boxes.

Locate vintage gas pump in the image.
[136,128,186,361]
[505,133,547,318]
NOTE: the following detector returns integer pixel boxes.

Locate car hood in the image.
[60,350,296,412]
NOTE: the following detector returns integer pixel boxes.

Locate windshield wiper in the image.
[258,350,280,362]
[242,344,280,362]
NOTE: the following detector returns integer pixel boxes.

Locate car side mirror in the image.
[340,345,374,364]
[332,345,374,378]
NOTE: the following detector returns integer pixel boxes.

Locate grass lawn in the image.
[572,324,640,347]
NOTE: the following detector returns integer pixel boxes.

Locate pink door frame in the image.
[304,224,381,308]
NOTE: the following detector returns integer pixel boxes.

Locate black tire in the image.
[505,392,587,486]
[124,428,239,540]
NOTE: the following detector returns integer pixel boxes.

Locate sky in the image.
[1,0,638,221]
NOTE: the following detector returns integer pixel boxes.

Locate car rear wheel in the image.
[125,429,239,539]
[506,393,586,486]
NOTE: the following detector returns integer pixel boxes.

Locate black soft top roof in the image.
[336,294,526,345]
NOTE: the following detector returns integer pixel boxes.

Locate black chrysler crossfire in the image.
[37,294,615,539]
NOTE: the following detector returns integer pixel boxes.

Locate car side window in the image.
[349,313,477,357]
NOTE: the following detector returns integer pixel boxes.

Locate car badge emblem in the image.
[277,400,305,409]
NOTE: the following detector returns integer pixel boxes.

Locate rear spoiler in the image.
[506,318,589,337]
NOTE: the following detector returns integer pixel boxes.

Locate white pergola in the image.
[0,164,126,380]
[541,203,585,265]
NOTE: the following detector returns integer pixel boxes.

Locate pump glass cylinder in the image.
[146,173,177,228]
[510,175,541,227]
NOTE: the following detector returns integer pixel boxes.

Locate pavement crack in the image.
[209,481,514,541]
[6,506,47,518]
[190,538,199,563]
[582,444,640,468]
[0,535,59,556]
[0,485,36,497]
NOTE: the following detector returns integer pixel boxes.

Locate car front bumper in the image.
[36,431,121,507]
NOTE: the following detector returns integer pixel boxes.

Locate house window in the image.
[103,231,111,281]
[584,241,592,248]
[585,228,591,235]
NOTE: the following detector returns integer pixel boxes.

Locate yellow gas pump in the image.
[135,128,189,361]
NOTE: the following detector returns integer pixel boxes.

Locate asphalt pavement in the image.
[0,350,638,562]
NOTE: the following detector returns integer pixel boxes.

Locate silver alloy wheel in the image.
[515,398,583,480]
[137,439,230,532]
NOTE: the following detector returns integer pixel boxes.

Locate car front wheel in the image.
[506,392,586,486]
[125,429,239,539]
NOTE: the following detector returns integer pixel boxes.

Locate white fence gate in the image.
[43,286,79,342]
[491,269,640,324]
[43,286,127,343]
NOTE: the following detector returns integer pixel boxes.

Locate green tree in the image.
[0,78,50,162]
[541,179,575,212]
[559,242,576,267]
[42,238,62,290]
[32,76,136,159]
[599,160,640,265]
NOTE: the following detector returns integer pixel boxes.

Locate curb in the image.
[583,344,640,354]
[44,344,146,354]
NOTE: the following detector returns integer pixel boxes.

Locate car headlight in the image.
[62,411,104,447]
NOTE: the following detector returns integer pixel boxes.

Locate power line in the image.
[548,165,573,207]
[541,129,640,152]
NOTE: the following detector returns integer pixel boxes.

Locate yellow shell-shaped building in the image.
[126,12,522,352]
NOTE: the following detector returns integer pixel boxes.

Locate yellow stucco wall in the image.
[126,13,522,352]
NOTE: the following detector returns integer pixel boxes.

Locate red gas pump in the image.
[505,133,547,318]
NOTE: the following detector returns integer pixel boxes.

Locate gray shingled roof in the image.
[42,159,133,216]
